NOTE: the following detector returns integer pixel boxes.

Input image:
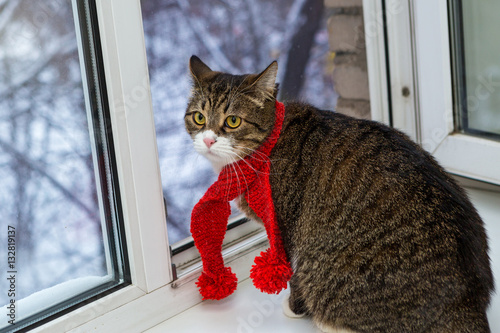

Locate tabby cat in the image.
[184,55,493,333]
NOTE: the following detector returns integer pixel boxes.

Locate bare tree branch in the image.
[276,0,308,84]
[0,138,99,223]
[174,0,239,72]
[279,0,324,99]
[244,0,265,67]
[0,34,77,98]
[0,1,19,33]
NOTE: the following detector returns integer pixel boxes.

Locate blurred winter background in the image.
[0,0,106,311]
[0,0,337,315]
[141,0,338,244]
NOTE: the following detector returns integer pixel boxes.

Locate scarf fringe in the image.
[250,248,293,294]
[196,267,238,300]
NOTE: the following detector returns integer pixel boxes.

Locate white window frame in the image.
[35,1,266,332]
[365,0,500,185]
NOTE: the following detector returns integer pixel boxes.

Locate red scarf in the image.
[191,100,292,300]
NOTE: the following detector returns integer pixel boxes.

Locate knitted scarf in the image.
[190,100,292,300]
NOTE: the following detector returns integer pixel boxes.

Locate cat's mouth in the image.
[205,149,220,158]
[201,148,235,173]
[201,145,229,161]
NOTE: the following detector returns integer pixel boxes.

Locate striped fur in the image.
[185,57,494,333]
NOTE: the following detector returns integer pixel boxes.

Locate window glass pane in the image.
[451,0,500,138]
[0,1,128,330]
[141,0,337,244]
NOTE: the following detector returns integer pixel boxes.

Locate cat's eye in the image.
[225,116,241,129]
[193,112,206,125]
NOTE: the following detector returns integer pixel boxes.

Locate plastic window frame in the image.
[35,0,267,332]
[3,1,131,331]
[364,0,500,185]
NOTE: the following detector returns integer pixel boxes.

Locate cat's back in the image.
[271,101,445,203]
[272,101,478,215]
[269,101,493,332]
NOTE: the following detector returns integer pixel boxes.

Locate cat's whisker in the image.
[231,155,251,195]
[224,147,271,175]
[234,145,288,171]
[225,159,235,201]
[225,156,245,202]
[232,158,246,201]
[228,149,269,178]
[218,149,259,179]
[233,145,270,163]
[214,147,257,190]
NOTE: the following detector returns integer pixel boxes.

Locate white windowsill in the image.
[146,278,318,333]
[147,187,500,332]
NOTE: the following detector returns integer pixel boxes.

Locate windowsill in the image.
[147,187,500,332]
[146,278,318,333]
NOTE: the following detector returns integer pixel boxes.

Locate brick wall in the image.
[325,0,370,119]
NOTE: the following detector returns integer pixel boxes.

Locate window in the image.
[365,0,500,185]
[449,0,500,139]
[0,1,129,331]
[4,0,340,331]
[140,0,337,276]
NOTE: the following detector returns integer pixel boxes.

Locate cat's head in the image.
[185,56,279,172]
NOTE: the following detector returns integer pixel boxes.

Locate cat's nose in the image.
[203,137,216,148]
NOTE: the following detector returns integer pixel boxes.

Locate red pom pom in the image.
[250,249,293,294]
[196,267,238,300]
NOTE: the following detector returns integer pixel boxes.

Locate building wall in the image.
[325,0,371,119]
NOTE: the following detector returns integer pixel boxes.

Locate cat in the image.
[184,55,494,333]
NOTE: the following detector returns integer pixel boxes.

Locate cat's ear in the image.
[189,55,213,81]
[249,61,278,96]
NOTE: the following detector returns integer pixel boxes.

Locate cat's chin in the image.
[194,144,232,173]
[203,152,231,173]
